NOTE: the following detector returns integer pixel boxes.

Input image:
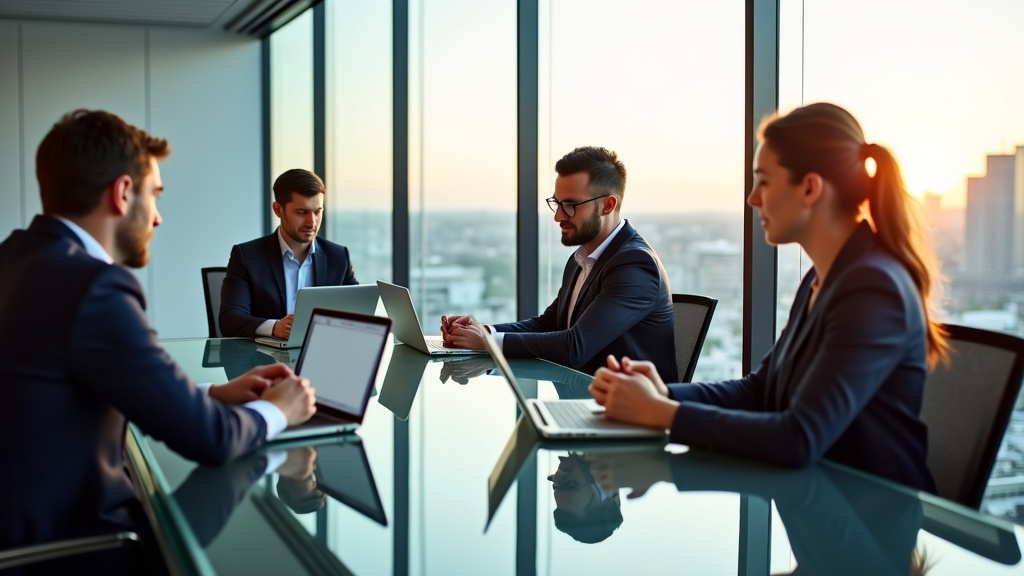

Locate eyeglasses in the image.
[546,195,611,218]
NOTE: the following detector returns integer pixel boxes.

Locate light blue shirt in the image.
[255,228,317,337]
[55,216,287,440]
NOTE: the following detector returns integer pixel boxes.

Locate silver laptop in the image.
[273,308,391,442]
[376,280,486,356]
[257,284,380,349]
[481,330,665,440]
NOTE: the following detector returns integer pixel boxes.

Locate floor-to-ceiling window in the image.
[269,10,314,210]
[538,0,746,383]
[326,1,394,288]
[407,0,518,329]
[779,0,1024,524]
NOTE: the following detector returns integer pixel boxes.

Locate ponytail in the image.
[863,143,949,367]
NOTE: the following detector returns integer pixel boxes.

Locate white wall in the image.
[0,20,264,338]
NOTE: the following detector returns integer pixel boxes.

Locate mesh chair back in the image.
[671,294,718,382]
[921,324,1024,509]
[201,267,228,338]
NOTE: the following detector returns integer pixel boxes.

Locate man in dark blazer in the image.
[0,110,316,560]
[442,147,678,381]
[219,169,358,339]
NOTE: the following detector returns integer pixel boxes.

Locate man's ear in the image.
[109,175,133,216]
[801,173,824,207]
[602,194,619,215]
[272,202,284,219]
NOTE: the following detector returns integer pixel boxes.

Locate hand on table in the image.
[210,363,295,404]
[262,375,317,426]
[442,317,488,350]
[273,314,294,339]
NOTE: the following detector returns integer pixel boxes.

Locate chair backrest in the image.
[671,294,718,382]
[921,323,1024,509]
[201,267,228,338]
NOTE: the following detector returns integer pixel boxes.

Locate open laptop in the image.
[256,284,380,349]
[481,330,665,440]
[273,308,391,442]
[376,280,486,356]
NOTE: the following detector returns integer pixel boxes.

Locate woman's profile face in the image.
[748,143,808,246]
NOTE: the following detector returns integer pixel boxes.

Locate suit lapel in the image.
[312,238,326,287]
[569,221,635,325]
[557,258,581,330]
[264,232,287,308]
[771,273,816,409]
[770,222,878,408]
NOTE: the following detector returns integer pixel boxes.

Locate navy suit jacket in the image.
[219,231,358,338]
[0,215,267,550]
[493,221,678,380]
[666,222,936,492]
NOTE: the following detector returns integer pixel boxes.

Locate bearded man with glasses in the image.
[441,146,678,382]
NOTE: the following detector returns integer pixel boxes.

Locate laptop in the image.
[273,308,391,442]
[376,280,487,356]
[256,284,380,349]
[481,330,665,440]
[315,436,388,526]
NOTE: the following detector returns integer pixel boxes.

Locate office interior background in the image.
[2,0,1024,523]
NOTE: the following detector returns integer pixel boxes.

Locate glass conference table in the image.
[126,337,1024,576]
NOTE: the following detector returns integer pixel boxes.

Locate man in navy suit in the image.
[219,169,359,339]
[0,110,316,560]
[441,147,678,381]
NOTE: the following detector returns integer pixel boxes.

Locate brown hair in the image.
[36,110,169,217]
[759,102,948,366]
[273,169,326,206]
[554,147,627,204]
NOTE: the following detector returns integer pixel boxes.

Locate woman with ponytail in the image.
[590,103,945,491]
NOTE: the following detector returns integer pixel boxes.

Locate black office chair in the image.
[0,532,140,571]
[201,267,228,338]
[671,294,718,383]
[920,323,1024,509]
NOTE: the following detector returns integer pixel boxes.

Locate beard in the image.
[560,208,602,247]
[116,201,152,268]
[282,222,317,245]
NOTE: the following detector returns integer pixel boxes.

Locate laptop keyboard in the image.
[426,339,447,351]
[544,402,594,429]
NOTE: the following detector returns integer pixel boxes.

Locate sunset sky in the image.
[279,0,1024,213]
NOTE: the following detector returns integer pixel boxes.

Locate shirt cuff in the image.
[255,319,277,337]
[197,382,214,394]
[493,331,505,351]
[245,399,288,440]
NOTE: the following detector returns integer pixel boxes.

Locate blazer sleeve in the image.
[492,294,561,334]
[219,244,266,338]
[666,344,776,411]
[342,246,358,285]
[666,265,914,467]
[496,248,661,368]
[70,266,265,465]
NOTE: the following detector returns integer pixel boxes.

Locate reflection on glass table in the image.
[136,338,1024,576]
[487,415,1023,576]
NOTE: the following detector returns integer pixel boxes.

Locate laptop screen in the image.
[295,310,391,419]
